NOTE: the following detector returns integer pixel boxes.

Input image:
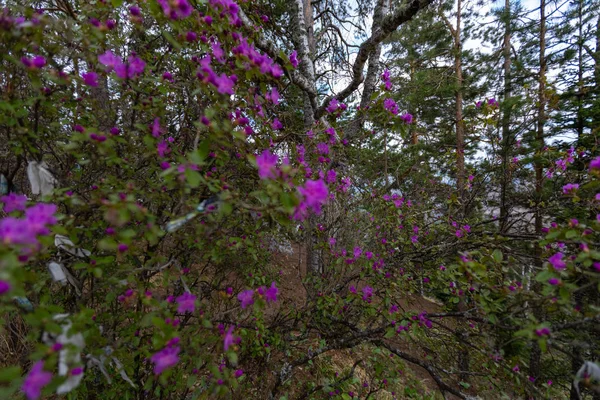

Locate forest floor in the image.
[269,242,461,400]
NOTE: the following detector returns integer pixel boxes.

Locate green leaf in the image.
[185,169,202,188]
[162,31,182,50]
[565,230,577,239]
[0,366,21,383]
[492,249,503,262]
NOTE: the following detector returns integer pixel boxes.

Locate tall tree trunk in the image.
[455,0,465,205]
[576,0,584,139]
[530,0,547,385]
[499,0,512,233]
[593,14,600,131]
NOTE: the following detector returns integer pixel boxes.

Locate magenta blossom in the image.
[265,282,278,303]
[21,361,52,400]
[176,292,196,313]
[238,289,255,309]
[0,280,11,295]
[82,71,98,87]
[157,141,170,158]
[114,55,146,79]
[150,345,180,375]
[548,252,566,270]
[1,193,27,212]
[297,179,329,214]
[362,286,373,302]
[158,0,193,20]
[589,156,600,171]
[548,278,560,286]
[289,51,298,68]
[256,150,278,179]
[98,50,121,71]
[400,113,413,124]
[562,183,579,194]
[223,326,237,350]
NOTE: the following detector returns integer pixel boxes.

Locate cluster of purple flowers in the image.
[381,69,392,90]
[21,55,46,69]
[232,37,283,78]
[158,0,193,20]
[237,282,279,309]
[0,196,57,248]
[150,338,181,375]
[98,51,146,80]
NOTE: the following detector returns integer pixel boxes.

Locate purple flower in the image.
[21,361,52,400]
[0,217,36,245]
[0,280,11,295]
[157,141,170,158]
[535,327,551,337]
[176,292,196,313]
[316,142,329,155]
[548,252,566,270]
[265,282,278,303]
[98,50,121,71]
[117,243,128,252]
[150,345,180,375]
[289,51,298,68]
[266,87,279,105]
[400,113,413,124]
[362,286,373,302]
[214,73,235,95]
[562,183,579,194]
[590,156,600,171]
[25,203,57,235]
[383,98,399,115]
[234,369,244,378]
[224,326,236,350]
[129,6,141,16]
[1,193,27,212]
[326,169,337,184]
[297,179,329,214]
[326,98,340,113]
[114,55,146,79]
[32,56,46,68]
[186,31,198,42]
[548,278,560,286]
[158,0,193,19]
[238,289,254,309]
[256,150,278,179]
[353,247,362,258]
[82,71,98,87]
[162,71,173,81]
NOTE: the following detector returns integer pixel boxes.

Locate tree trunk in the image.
[455,0,465,205]
[530,0,546,386]
[576,0,584,139]
[499,0,512,233]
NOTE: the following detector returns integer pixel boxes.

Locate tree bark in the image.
[499,0,512,234]
[454,0,465,206]
[530,0,546,386]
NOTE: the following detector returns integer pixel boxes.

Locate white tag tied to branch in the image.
[41,314,86,395]
[27,161,57,195]
[574,361,600,398]
[86,346,136,388]
[55,234,91,258]
[47,261,82,296]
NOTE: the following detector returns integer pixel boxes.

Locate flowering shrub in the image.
[0,2,598,400]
